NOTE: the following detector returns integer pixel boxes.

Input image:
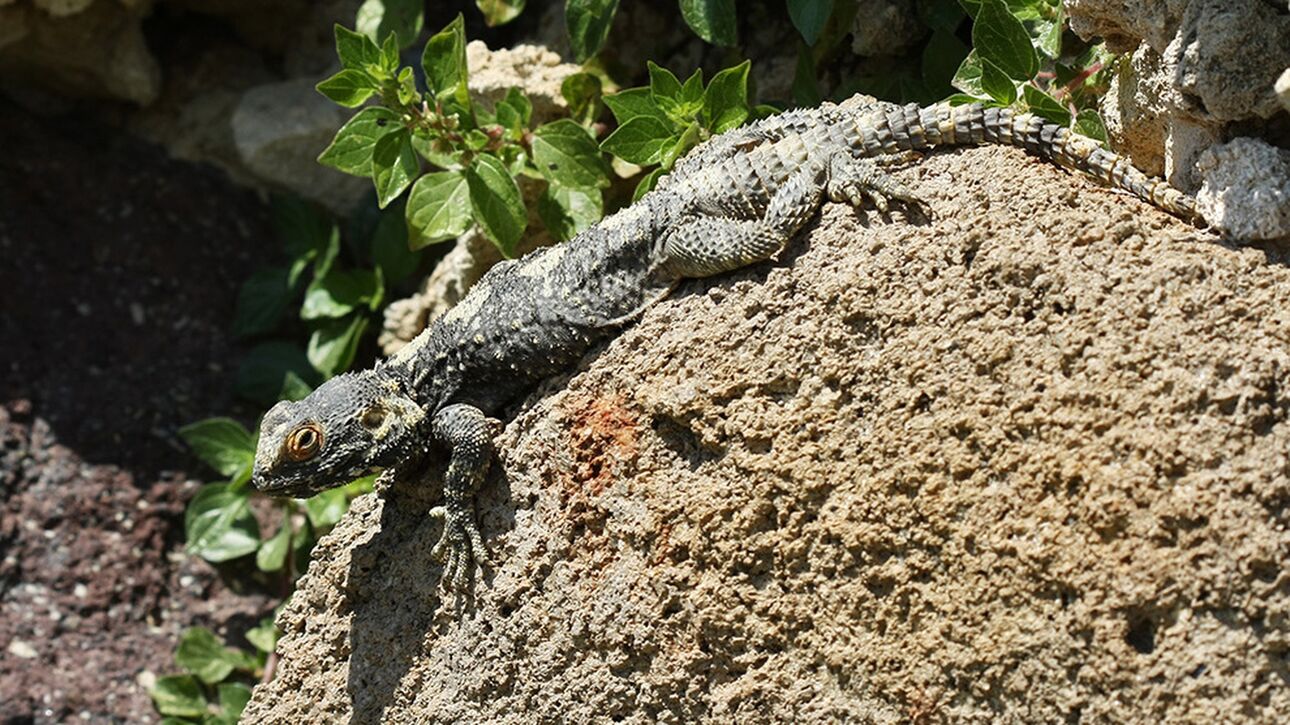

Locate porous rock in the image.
[1196,137,1290,242]
[245,146,1290,723]
[850,0,924,57]
[231,77,369,214]
[1067,0,1290,237]
[0,0,160,104]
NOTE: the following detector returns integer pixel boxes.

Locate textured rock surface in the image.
[463,40,580,122]
[245,146,1290,723]
[0,0,160,104]
[850,0,923,57]
[1196,138,1290,241]
[232,77,369,214]
[1067,0,1290,239]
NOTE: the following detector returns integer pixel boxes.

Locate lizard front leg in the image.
[428,403,491,589]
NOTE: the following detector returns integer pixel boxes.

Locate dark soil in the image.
[0,102,275,723]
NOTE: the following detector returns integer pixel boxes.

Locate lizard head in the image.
[251,367,426,497]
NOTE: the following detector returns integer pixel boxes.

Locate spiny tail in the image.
[849,101,1200,223]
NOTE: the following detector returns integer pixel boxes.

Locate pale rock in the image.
[231,77,368,214]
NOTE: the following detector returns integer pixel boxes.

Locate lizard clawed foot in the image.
[827,154,929,217]
[428,503,488,590]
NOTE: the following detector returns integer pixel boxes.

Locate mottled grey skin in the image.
[252,98,1200,589]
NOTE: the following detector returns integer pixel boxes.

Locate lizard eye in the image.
[360,407,386,431]
[285,424,323,462]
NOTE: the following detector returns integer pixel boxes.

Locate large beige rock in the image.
[244,145,1289,723]
[231,77,369,214]
[0,0,160,104]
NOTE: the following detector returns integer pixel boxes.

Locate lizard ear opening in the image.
[360,406,386,431]
[284,423,324,462]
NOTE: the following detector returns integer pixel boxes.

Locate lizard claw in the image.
[827,153,927,218]
[428,504,488,590]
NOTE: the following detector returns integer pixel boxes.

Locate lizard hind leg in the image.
[826,153,924,215]
[427,403,492,590]
[658,158,828,279]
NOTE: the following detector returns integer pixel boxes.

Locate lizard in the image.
[251,98,1202,589]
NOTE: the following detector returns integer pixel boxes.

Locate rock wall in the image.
[244,145,1290,723]
[1065,0,1290,241]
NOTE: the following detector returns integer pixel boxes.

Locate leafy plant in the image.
[600,60,764,199]
[317,15,612,255]
[566,0,852,61]
[950,0,1111,139]
[149,624,276,723]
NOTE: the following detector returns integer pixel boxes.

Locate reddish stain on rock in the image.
[565,393,639,497]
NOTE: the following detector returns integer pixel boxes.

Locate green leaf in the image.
[315,224,342,281]
[980,56,1018,105]
[532,119,609,190]
[307,314,369,378]
[494,103,521,136]
[1034,13,1062,59]
[355,0,425,50]
[702,60,750,133]
[278,370,313,402]
[179,418,254,479]
[304,487,350,529]
[370,130,418,208]
[316,69,377,108]
[647,61,683,101]
[477,0,526,26]
[792,43,821,107]
[565,0,620,62]
[256,508,292,572]
[236,342,318,405]
[334,24,382,72]
[273,196,333,278]
[301,269,381,320]
[217,683,254,721]
[1022,85,1070,125]
[406,170,472,249]
[660,121,702,169]
[679,68,704,106]
[500,87,533,127]
[149,675,207,718]
[538,185,603,241]
[246,619,279,655]
[422,14,469,104]
[600,116,674,165]
[232,266,292,338]
[465,155,527,256]
[679,0,737,46]
[632,166,666,202]
[561,72,602,126]
[176,627,255,684]
[1074,108,1108,143]
[919,0,965,31]
[921,29,970,96]
[380,31,400,73]
[972,0,1039,81]
[788,0,834,46]
[603,87,671,125]
[185,483,260,563]
[318,107,401,177]
[371,202,419,284]
[951,48,985,96]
